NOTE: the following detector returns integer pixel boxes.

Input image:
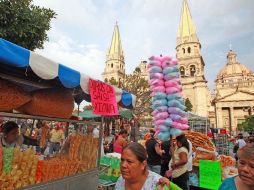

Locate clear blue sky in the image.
[34,0,254,90]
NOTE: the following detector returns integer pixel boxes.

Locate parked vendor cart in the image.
[0,38,136,190]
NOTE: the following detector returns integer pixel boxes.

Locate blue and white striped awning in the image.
[0,38,136,108]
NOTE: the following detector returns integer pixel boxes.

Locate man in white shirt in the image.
[236,133,246,149]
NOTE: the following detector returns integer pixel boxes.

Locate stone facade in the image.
[211,50,254,134]
[137,60,149,80]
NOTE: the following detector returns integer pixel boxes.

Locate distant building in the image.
[211,50,254,133]
[136,60,148,80]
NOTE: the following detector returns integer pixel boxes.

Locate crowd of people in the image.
[107,128,254,190]
[0,119,100,157]
[1,118,253,190]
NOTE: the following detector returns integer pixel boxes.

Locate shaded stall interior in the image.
[0,59,102,190]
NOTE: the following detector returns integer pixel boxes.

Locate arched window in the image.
[180,66,185,77]
[111,63,113,68]
[190,65,196,76]
[182,48,185,54]
[188,47,191,53]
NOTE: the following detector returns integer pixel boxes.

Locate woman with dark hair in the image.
[219,143,254,190]
[169,134,189,190]
[113,129,129,153]
[115,142,173,190]
[0,121,23,148]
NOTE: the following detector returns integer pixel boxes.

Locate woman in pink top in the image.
[113,129,128,153]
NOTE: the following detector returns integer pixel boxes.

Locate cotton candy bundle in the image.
[148,56,172,141]
[163,57,189,132]
[148,55,189,141]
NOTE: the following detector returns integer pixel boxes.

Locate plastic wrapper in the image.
[2,148,14,173]
[35,160,43,183]
[219,155,236,167]
[193,147,216,166]
[39,125,49,148]
[59,134,99,173]
[0,148,38,190]
[222,166,238,179]
[0,79,31,111]
[19,89,74,118]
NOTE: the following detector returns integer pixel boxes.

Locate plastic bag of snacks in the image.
[219,155,236,167]
[18,89,74,118]
[2,147,14,173]
[193,147,216,166]
[0,79,31,112]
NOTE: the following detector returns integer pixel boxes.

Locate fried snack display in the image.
[0,79,31,112]
[0,148,38,190]
[219,155,236,167]
[185,131,215,151]
[18,89,74,118]
[69,134,83,160]
[193,147,216,166]
[78,135,99,172]
[40,158,80,182]
[0,134,99,189]
[39,124,49,148]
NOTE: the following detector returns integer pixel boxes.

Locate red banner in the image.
[89,79,119,116]
[219,129,227,134]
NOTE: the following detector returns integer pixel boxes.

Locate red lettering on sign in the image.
[89,79,119,116]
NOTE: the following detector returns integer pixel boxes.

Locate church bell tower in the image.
[102,22,125,84]
[176,0,211,117]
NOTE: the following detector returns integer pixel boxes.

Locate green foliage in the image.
[241,115,254,133]
[122,71,151,117]
[109,78,118,86]
[135,67,141,73]
[0,0,56,50]
[184,98,193,112]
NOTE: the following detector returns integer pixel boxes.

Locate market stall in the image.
[185,131,237,190]
[0,38,136,190]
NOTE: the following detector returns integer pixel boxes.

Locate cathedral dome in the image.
[216,50,254,81]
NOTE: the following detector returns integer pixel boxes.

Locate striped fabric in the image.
[0,38,136,108]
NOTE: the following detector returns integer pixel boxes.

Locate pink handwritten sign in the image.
[89,79,119,116]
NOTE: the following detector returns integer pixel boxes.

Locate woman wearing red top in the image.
[113,129,128,153]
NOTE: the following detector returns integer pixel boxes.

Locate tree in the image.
[241,115,254,133]
[109,78,118,86]
[0,0,56,50]
[122,68,151,118]
[184,98,193,112]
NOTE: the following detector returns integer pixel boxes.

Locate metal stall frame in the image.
[0,112,103,190]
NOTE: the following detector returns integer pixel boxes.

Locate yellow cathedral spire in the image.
[108,22,124,57]
[102,22,125,83]
[177,0,198,46]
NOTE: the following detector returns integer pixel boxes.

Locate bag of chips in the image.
[0,79,31,111]
[19,89,74,118]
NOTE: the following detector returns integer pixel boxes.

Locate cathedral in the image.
[102,0,254,134]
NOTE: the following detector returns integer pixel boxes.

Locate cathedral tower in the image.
[102,22,125,84]
[176,0,211,117]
